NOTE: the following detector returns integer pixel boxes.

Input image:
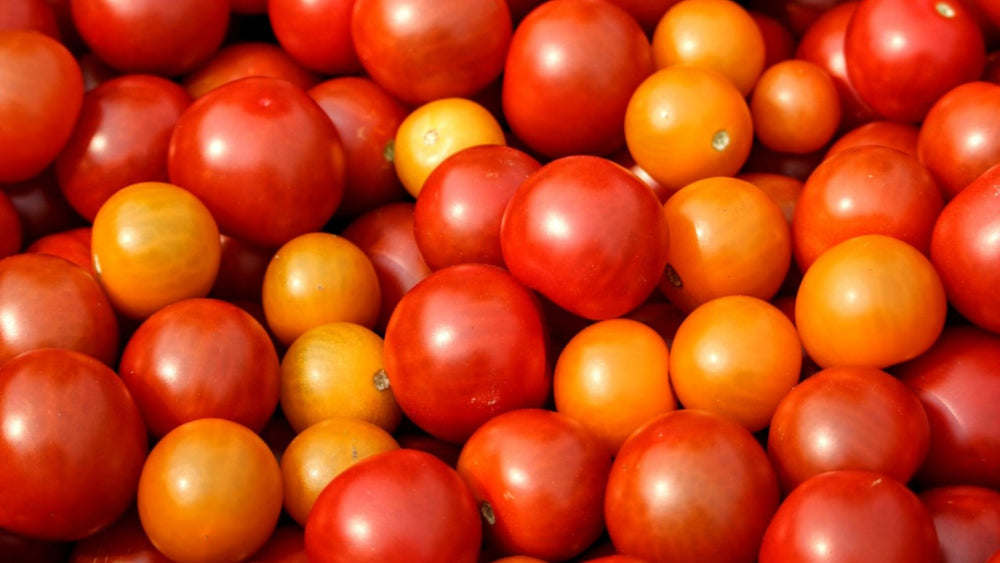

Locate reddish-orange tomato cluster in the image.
[1,0,1000,561]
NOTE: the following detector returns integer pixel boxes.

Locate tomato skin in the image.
[500,155,669,321]
[456,409,612,561]
[0,30,83,183]
[383,264,551,444]
[825,120,920,160]
[2,167,86,244]
[181,42,321,100]
[749,59,841,155]
[605,409,780,563]
[305,448,482,563]
[68,509,171,563]
[0,0,60,38]
[269,0,362,76]
[758,470,940,563]
[0,190,23,259]
[920,486,1000,563]
[844,0,986,123]
[0,348,148,541]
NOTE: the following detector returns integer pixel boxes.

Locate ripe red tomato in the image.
[920,485,1000,563]
[181,42,321,100]
[605,409,780,562]
[0,0,60,38]
[500,155,669,320]
[0,348,148,541]
[457,408,612,561]
[269,0,362,75]
[824,120,920,160]
[305,448,482,563]
[68,509,170,563]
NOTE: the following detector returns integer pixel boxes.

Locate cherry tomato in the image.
[248,525,308,563]
[736,172,802,224]
[824,120,920,160]
[750,59,841,155]
[181,42,321,100]
[1,167,85,244]
[269,0,362,75]
[68,509,170,563]
[750,10,796,69]
[210,234,273,303]
[920,486,1000,563]
[0,190,22,258]
[0,0,60,38]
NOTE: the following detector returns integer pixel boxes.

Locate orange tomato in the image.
[669,295,801,432]
[750,59,841,154]
[736,172,803,224]
[553,318,675,456]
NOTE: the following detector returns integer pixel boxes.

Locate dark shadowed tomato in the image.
[351,0,511,105]
[0,529,69,563]
[767,365,930,493]
[118,298,280,437]
[606,0,681,34]
[749,59,841,155]
[2,167,85,244]
[0,253,118,365]
[844,0,985,123]
[825,120,920,160]
[894,325,1000,490]
[750,10,796,69]
[503,0,653,158]
[605,409,780,562]
[383,264,550,444]
[210,234,273,303]
[137,418,283,563]
[759,470,939,562]
[181,42,321,100]
[0,349,147,541]
[920,486,1000,563]
[0,190,21,258]
[305,449,482,563]
[0,30,83,183]
[269,0,362,75]
[70,0,228,76]
[792,145,944,272]
[929,164,1000,333]
[501,155,669,320]
[736,172,802,224]
[248,525,307,563]
[68,509,170,563]
[457,408,612,561]
[55,74,191,221]
[168,77,346,249]
[414,144,540,270]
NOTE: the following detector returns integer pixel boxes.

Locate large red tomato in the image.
[500,155,669,320]
[605,410,780,562]
[0,348,148,541]
[383,264,551,444]
[305,449,482,563]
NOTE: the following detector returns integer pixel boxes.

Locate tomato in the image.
[351,0,511,105]
[383,264,550,444]
[750,10,796,69]
[68,509,170,563]
[625,65,753,191]
[920,486,1000,563]
[261,233,381,347]
[457,409,611,561]
[503,0,652,158]
[181,42,321,100]
[137,418,283,563]
[0,348,147,541]
[767,365,930,493]
[824,120,920,160]
[70,0,228,76]
[26,227,92,275]
[736,172,802,224]
[2,167,85,244]
[605,0,681,34]
[501,155,669,320]
[91,181,221,320]
[918,81,1000,199]
[249,525,307,563]
[168,76,346,249]
[210,234,273,303]
[605,409,780,562]
[929,164,1000,333]
[759,470,939,562]
[792,145,944,272]
[795,234,947,368]
[652,0,765,96]
[305,449,482,563]
[0,30,83,183]
[269,0,362,75]
[658,176,791,313]
[750,59,841,155]
[894,325,1000,489]
[0,190,22,258]
[0,530,68,563]
[0,0,60,38]
[413,145,540,271]
[844,0,986,123]
[55,74,191,222]
[740,141,825,182]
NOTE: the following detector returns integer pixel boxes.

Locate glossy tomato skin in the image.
[0,30,83,183]
[25,227,92,276]
[351,0,511,105]
[456,409,612,561]
[929,164,1000,333]
[0,348,148,541]
[70,0,229,76]
[0,0,60,38]
[0,253,118,366]
[181,42,321,100]
[500,155,669,320]
[844,0,985,123]
[305,448,482,563]
[383,264,550,444]
[825,120,920,160]
[269,0,362,76]
[503,0,653,158]
[168,76,346,249]
[920,485,1000,563]
[55,74,191,221]
[605,409,780,563]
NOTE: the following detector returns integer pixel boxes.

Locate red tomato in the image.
[68,509,171,563]
[920,486,1000,563]
[181,42,321,100]
[249,525,308,562]
[305,449,482,563]
[500,155,669,320]
[351,0,511,105]
[269,0,362,75]
[457,409,612,561]
[383,264,551,444]
[824,120,920,160]
[0,30,83,183]
[759,470,939,562]
[0,348,148,541]
[750,10,796,69]
[606,410,780,562]
[606,0,682,34]
[26,227,93,276]
[0,0,59,37]
[503,0,653,157]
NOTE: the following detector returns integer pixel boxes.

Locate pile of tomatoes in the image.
[1,0,1000,561]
